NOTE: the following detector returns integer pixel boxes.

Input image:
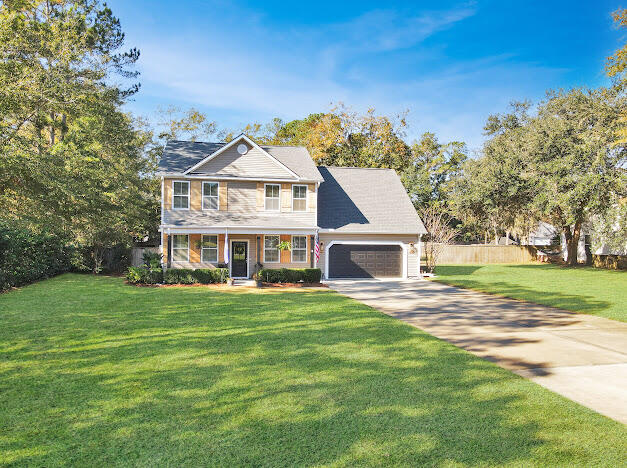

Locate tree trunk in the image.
[484,231,488,245]
[494,227,498,245]
[564,220,582,266]
[505,230,510,245]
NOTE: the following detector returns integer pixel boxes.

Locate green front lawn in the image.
[1,274,625,466]
[434,264,627,322]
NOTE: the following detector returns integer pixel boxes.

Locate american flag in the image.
[314,232,320,263]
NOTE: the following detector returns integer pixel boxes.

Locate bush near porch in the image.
[258,268,322,283]
[126,267,229,285]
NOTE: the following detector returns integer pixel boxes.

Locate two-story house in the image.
[157,134,426,279]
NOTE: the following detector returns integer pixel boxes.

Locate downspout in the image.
[160,176,164,258]
[166,227,172,269]
[417,234,422,277]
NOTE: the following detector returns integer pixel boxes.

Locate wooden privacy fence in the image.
[131,247,159,267]
[435,244,538,264]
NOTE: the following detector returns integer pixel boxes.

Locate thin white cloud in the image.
[129,1,566,149]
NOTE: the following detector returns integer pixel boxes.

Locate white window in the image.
[201,235,218,262]
[264,235,280,262]
[292,185,307,212]
[265,184,280,211]
[172,181,189,209]
[172,234,189,262]
[291,236,307,262]
[202,182,219,210]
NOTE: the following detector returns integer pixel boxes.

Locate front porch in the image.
[161,228,317,279]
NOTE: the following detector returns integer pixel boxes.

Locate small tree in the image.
[421,207,459,274]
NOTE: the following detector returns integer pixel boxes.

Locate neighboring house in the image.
[527,221,558,246]
[157,134,427,279]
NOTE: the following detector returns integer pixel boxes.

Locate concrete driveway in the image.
[328,278,627,424]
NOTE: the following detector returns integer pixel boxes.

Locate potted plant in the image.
[277,240,291,252]
[253,262,264,287]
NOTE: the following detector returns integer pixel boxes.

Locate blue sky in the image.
[109,0,625,152]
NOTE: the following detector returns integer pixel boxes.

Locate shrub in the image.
[164,269,196,285]
[125,266,163,284]
[258,268,321,283]
[192,268,229,284]
[0,221,73,291]
[303,268,322,282]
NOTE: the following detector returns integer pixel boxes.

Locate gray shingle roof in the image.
[317,166,427,234]
[157,140,322,181]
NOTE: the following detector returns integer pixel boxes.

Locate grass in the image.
[433,264,627,322]
[0,274,625,467]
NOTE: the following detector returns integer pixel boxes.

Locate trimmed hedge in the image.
[0,221,73,291]
[127,267,229,285]
[126,266,163,284]
[258,268,322,283]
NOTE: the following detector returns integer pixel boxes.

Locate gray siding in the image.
[195,142,295,179]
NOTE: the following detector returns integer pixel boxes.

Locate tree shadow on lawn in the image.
[0,278,621,466]
[434,268,611,315]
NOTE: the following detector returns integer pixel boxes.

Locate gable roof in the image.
[317,166,427,234]
[157,136,323,181]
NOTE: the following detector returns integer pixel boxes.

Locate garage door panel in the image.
[330,244,402,278]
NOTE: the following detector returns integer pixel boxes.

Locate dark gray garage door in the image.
[329,244,402,278]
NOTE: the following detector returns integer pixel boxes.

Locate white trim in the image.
[417,234,422,277]
[229,239,250,278]
[201,181,219,210]
[324,240,408,280]
[264,183,281,211]
[183,134,300,179]
[263,234,280,263]
[160,226,317,235]
[158,174,321,183]
[291,235,308,263]
[291,184,307,212]
[200,234,219,263]
[171,180,190,210]
[171,234,190,262]
[160,177,164,255]
[318,229,427,235]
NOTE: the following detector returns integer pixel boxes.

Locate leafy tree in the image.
[525,87,626,264]
[450,102,533,244]
[606,8,627,81]
[606,8,627,144]
[0,0,156,268]
[452,88,626,264]
[155,106,218,142]
[401,132,467,210]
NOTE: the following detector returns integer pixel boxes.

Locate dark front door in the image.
[231,241,248,277]
[329,244,402,278]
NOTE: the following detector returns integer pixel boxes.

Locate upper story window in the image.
[265,184,280,211]
[202,182,219,210]
[172,181,189,210]
[292,185,307,212]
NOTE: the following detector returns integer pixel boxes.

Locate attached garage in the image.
[328,243,403,278]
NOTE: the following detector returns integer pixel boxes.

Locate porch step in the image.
[232,279,256,287]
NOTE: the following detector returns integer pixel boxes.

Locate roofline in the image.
[318,229,427,235]
[182,134,300,178]
[318,166,396,171]
[155,173,322,183]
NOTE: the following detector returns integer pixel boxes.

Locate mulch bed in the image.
[260,282,327,288]
[127,282,327,288]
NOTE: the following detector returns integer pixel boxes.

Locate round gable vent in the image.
[237,143,248,155]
